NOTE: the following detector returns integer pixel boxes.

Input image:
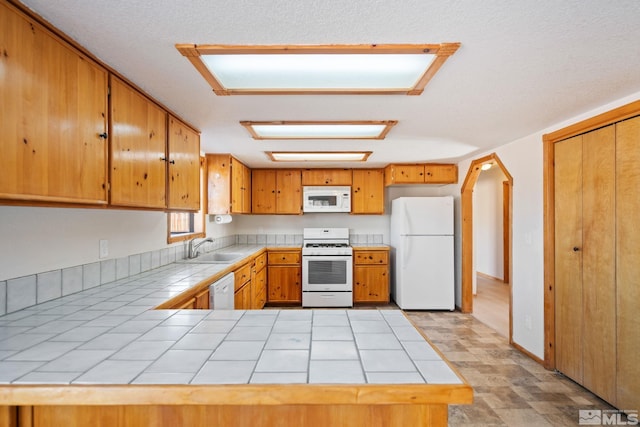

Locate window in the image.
[167,157,206,243]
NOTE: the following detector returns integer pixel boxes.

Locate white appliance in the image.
[302,228,353,307]
[209,272,235,310]
[390,197,455,310]
[303,186,351,213]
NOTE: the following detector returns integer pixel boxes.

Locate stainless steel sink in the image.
[178,252,245,264]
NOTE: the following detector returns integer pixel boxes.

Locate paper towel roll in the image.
[213,214,232,224]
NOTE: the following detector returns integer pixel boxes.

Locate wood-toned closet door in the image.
[554,135,583,383]
[615,115,640,409]
[581,125,616,404]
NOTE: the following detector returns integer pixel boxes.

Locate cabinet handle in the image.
[98,132,108,139]
[160,157,176,164]
[573,247,580,252]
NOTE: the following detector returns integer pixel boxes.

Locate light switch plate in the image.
[99,239,109,259]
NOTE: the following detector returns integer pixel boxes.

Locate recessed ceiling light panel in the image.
[176,44,460,95]
[241,120,397,140]
[267,151,372,162]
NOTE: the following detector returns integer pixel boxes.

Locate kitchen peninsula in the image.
[0,246,472,427]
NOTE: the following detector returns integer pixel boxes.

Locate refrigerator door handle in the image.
[404,207,411,236]
[403,236,410,268]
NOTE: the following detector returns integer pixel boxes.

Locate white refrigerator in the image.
[390,196,454,310]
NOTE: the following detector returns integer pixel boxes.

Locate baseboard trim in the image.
[476,271,504,282]
[512,341,544,366]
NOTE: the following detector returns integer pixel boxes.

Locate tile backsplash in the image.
[0,233,382,316]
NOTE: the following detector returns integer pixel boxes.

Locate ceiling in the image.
[18,0,640,168]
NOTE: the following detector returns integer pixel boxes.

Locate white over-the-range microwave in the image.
[302,186,351,213]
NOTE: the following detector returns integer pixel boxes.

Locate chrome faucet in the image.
[188,237,214,259]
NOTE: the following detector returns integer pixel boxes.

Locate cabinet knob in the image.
[573,247,580,252]
[98,132,108,139]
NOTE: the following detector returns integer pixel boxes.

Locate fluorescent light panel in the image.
[267,151,372,162]
[241,121,397,140]
[176,44,460,95]
[203,54,434,90]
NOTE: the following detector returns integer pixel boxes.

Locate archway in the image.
[461,153,513,341]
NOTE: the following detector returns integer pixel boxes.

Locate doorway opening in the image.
[461,153,513,342]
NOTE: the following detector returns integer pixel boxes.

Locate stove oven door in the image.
[302,255,353,291]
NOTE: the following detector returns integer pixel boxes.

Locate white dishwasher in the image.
[209,273,235,310]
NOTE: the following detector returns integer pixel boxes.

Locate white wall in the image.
[234,185,447,243]
[474,167,506,279]
[0,206,237,281]
[449,91,640,360]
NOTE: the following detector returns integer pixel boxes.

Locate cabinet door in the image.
[252,267,267,309]
[230,158,251,213]
[391,165,425,184]
[194,288,209,309]
[351,169,384,214]
[231,159,244,213]
[167,116,200,211]
[615,116,640,410]
[353,266,389,303]
[1,2,108,204]
[206,154,231,214]
[276,169,302,214]
[110,76,167,208]
[242,164,252,212]
[267,266,301,303]
[301,169,352,186]
[252,169,276,213]
[424,164,457,184]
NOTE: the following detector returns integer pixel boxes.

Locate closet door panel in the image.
[582,125,616,404]
[615,116,640,409]
[554,135,583,383]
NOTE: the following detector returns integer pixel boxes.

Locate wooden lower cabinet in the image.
[177,297,196,310]
[234,283,251,310]
[14,403,449,427]
[353,249,390,303]
[194,288,209,310]
[267,249,302,305]
[252,267,267,309]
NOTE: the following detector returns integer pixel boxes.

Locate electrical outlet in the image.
[99,239,109,259]
[525,315,532,330]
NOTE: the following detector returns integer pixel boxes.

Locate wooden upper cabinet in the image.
[0,2,108,204]
[351,169,385,214]
[207,154,251,214]
[252,169,302,214]
[252,169,277,213]
[384,163,457,186]
[109,76,167,208]
[167,116,200,211]
[424,164,458,184]
[302,169,352,186]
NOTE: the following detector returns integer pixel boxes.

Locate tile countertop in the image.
[0,245,465,389]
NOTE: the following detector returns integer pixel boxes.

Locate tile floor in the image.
[406,311,619,427]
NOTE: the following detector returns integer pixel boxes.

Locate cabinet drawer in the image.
[254,252,267,271]
[354,251,389,265]
[268,251,301,265]
[234,263,252,290]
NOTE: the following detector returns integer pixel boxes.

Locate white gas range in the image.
[301,228,353,307]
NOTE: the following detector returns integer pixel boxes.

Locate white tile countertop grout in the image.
[0,245,461,386]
